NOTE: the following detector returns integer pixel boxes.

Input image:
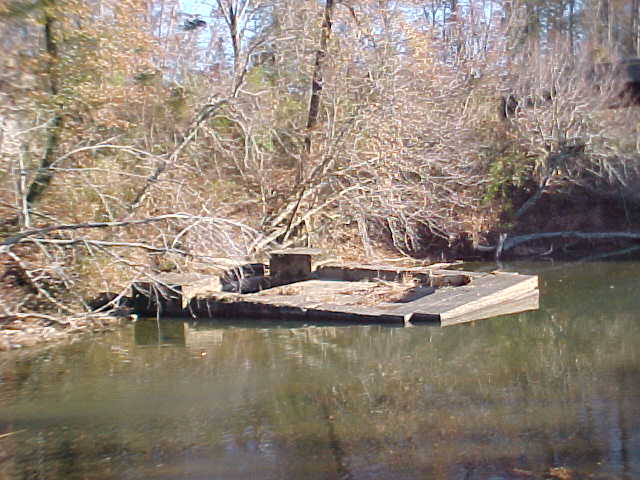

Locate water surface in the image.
[1,262,639,479]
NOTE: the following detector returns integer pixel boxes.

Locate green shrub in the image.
[484,151,535,203]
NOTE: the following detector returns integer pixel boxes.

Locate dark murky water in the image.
[1,262,639,479]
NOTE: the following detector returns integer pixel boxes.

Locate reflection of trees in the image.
[1,262,640,478]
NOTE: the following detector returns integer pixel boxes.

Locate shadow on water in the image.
[1,261,640,479]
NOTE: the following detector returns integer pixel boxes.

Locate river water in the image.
[1,262,639,479]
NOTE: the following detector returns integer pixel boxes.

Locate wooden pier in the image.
[131,250,539,327]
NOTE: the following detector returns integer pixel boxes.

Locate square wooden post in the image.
[269,248,322,284]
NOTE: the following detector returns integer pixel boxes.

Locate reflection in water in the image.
[134,319,186,346]
[0,262,639,479]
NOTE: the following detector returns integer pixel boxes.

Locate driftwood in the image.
[494,231,640,260]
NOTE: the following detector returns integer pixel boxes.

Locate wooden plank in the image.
[186,294,407,326]
[395,273,538,325]
[393,273,530,315]
[186,280,411,324]
[439,277,539,326]
[315,264,479,285]
[238,280,407,311]
[315,263,432,282]
[269,248,323,255]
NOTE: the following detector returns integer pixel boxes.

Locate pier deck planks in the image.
[134,269,539,327]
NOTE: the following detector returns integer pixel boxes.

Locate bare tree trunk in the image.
[26,6,63,206]
[568,0,575,55]
[228,3,240,73]
[18,148,30,228]
[599,0,610,52]
[631,0,640,55]
[281,0,334,242]
[216,0,250,95]
[304,0,334,160]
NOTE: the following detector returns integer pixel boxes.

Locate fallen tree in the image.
[493,231,640,260]
[0,211,262,347]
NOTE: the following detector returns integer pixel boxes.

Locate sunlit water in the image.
[1,262,639,479]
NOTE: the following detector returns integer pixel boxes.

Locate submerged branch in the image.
[494,231,640,259]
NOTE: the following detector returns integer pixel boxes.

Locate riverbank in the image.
[2,183,639,351]
[0,314,134,351]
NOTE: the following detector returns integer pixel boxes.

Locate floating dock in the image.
[130,249,539,327]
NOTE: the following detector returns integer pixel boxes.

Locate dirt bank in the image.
[0,314,134,351]
[492,187,640,260]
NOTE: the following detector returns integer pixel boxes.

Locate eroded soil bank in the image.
[496,189,640,260]
[424,188,640,262]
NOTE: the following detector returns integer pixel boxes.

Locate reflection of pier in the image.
[131,250,539,327]
[133,319,226,348]
[134,319,185,346]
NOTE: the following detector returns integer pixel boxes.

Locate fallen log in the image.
[495,231,640,259]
